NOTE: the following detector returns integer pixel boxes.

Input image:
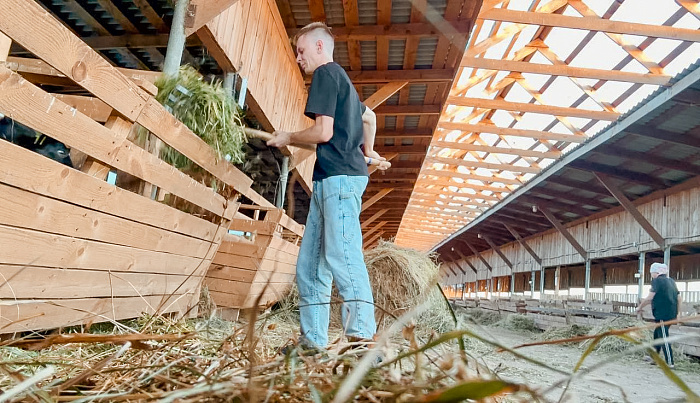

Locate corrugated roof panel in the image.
[415,38,438,68]
[324,0,345,25]
[385,116,397,130]
[388,39,406,69]
[362,85,377,102]
[427,0,448,16]
[357,0,377,24]
[405,116,420,128]
[409,84,428,105]
[289,0,312,26]
[334,42,350,69]
[657,104,700,133]
[386,92,400,105]
[359,41,376,69]
[391,0,412,23]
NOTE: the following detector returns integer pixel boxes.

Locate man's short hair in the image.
[295,22,335,54]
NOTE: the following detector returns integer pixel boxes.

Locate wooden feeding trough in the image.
[205,205,303,312]
[0,1,260,333]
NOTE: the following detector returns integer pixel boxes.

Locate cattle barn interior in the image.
[1,0,700,398]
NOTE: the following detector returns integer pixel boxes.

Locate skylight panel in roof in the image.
[568,32,628,70]
[664,43,700,76]
[507,25,540,56]
[644,38,685,65]
[616,84,657,113]
[540,76,589,106]
[595,80,633,103]
[580,0,616,18]
[610,0,679,25]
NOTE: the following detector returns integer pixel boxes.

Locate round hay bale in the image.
[362,241,454,333]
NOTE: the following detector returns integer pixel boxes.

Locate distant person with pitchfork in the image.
[267,22,388,351]
[636,262,681,368]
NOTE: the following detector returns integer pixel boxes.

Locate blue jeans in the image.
[297,175,376,347]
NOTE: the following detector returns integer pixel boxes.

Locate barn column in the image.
[584,259,591,300]
[637,252,645,301]
[530,267,535,298]
[664,246,671,267]
[163,0,191,76]
[539,266,545,297]
[554,266,561,296]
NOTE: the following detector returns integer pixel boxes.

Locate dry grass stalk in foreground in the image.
[0,312,538,403]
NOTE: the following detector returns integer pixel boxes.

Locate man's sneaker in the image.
[279,343,322,357]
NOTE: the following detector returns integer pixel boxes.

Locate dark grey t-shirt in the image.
[304,62,368,181]
[651,275,679,321]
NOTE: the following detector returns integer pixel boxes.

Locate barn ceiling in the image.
[393,0,700,250]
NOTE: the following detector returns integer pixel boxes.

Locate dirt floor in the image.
[468,324,700,403]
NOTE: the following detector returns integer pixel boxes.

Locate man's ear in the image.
[316,39,324,53]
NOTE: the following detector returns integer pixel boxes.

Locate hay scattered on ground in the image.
[461,308,503,326]
[541,324,592,344]
[0,313,536,402]
[498,314,540,333]
[579,317,651,356]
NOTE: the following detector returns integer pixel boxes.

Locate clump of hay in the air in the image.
[579,316,651,356]
[155,65,247,168]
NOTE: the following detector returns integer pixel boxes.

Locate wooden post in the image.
[540,266,545,297]
[0,33,11,62]
[510,273,515,297]
[664,246,671,267]
[163,0,190,76]
[530,267,535,298]
[554,266,560,297]
[585,259,591,301]
[638,252,645,301]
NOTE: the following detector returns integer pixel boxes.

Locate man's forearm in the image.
[291,123,327,144]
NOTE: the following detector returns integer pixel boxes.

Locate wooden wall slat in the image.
[0,266,201,299]
[0,183,213,258]
[0,294,194,333]
[0,141,218,241]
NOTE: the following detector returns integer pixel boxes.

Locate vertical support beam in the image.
[539,266,545,296]
[585,259,591,301]
[638,252,645,301]
[163,0,190,76]
[539,205,588,260]
[276,156,290,208]
[594,173,665,249]
[664,246,671,267]
[554,266,560,297]
[530,266,535,298]
[510,272,515,297]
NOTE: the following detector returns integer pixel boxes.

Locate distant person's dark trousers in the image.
[653,321,674,366]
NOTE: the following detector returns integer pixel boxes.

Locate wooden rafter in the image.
[445,96,620,120]
[361,188,393,212]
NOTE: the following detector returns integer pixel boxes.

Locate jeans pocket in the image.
[339,178,360,243]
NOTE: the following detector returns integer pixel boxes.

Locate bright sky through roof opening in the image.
[395,0,700,251]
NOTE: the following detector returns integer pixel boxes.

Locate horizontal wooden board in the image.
[0,293,195,334]
[0,265,202,299]
[0,140,219,242]
[0,0,149,120]
[205,265,257,283]
[0,182,212,259]
[0,67,229,217]
[0,224,211,275]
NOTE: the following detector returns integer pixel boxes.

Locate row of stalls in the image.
[0,0,312,333]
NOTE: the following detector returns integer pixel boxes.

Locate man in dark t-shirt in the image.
[636,262,681,368]
[267,22,387,349]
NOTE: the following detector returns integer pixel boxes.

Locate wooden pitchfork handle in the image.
[244,127,391,170]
